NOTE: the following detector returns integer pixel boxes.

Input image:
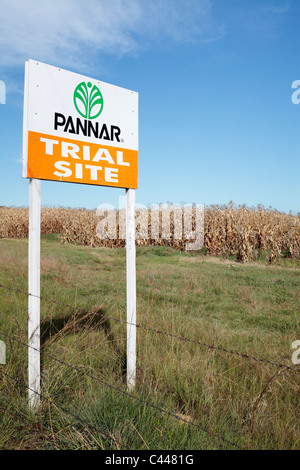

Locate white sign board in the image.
[23,60,138,188]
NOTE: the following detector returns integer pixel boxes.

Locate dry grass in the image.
[0,203,299,263]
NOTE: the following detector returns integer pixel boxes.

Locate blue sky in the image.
[0,0,299,213]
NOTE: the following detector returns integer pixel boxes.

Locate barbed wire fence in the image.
[1,283,299,373]
[0,282,299,450]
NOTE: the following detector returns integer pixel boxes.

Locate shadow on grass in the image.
[40,306,127,379]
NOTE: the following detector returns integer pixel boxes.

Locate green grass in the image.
[0,237,299,450]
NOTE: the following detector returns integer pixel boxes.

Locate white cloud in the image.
[0,0,224,71]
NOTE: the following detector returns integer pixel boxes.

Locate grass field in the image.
[0,235,299,450]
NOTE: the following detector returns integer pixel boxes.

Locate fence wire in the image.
[0,282,299,374]
[0,329,242,450]
[0,367,125,450]
[0,280,299,450]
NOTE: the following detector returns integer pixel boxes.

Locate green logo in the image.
[73,81,103,119]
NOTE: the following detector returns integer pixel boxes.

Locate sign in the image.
[23,60,138,407]
[23,60,138,189]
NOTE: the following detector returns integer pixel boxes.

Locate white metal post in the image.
[28,178,41,408]
[126,188,136,391]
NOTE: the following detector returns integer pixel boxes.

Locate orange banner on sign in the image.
[27,131,138,189]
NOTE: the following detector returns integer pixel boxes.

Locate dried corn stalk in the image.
[1,204,299,263]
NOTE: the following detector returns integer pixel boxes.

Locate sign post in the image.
[126,188,136,390]
[23,60,138,407]
[28,178,41,408]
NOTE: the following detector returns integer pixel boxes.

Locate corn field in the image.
[0,204,299,263]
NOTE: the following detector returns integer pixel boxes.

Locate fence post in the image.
[126,188,136,390]
[28,178,41,408]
